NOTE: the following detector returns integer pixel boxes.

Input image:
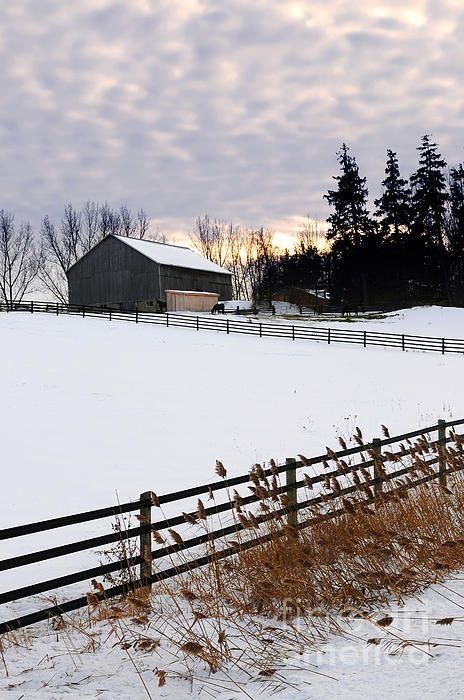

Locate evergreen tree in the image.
[447,164,464,303]
[374,149,411,237]
[409,135,451,302]
[448,164,464,250]
[324,143,371,248]
[324,145,379,306]
[410,135,448,246]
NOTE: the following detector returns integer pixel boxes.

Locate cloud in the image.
[0,0,462,239]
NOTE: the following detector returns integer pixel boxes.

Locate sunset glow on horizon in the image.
[0,1,462,235]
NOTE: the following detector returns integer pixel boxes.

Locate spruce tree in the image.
[447,164,464,303]
[374,149,411,237]
[324,144,375,306]
[324,143,371,248]
[410,135,448,247]
[449,164,464,250]
[409,135,451,302]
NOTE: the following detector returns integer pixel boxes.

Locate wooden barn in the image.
[66,234,232,311]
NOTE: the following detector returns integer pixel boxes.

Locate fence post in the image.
[82,305,85,318]
[442,338,445,355]
[139,491,153,594]
[438,419,447,487]
[166,313,169,327]
[135,308,139,324]
[328,328,331,344]
[260,322,262,338]
[30,301,33,314]
[196,316,199,331]
[292,325,295,341]
[402,334,405,351]
[226,319,229,334]
[372,438,383,495]
[286,457,298,528]
[363,330,366,347]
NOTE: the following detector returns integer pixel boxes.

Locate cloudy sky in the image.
[1,0,463,243]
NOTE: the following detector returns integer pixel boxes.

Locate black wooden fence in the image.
[1,417,464,636]
[1,300,464,354]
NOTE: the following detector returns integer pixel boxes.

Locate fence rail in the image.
[1,300,464,354]
[1,417,464,635]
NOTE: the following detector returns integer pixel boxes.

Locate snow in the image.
[264,304,464,339]
[165,290,218,296]
[1,306,464,697]
[270,300,307,315]
[113,235,232,275]
[285,574,464,699]
[223,299,253,310]
[305,287,330,298]
[3,569,464,699]
[301,305,464,338]
[0,308,461,528]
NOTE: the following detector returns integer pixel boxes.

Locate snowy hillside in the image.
[1,308,463,592]
[1,308,462,527]
[1,308,464,699]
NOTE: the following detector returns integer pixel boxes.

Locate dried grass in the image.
[4,427,464,695]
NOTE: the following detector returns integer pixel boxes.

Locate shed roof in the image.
[165,290,219,296]
[113,235,232,275]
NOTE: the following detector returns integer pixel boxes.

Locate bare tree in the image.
[61,203,81,262]
[190,215,231,267]
[225,224,248,299]
[0,210,38,306]
[37,214,80,303]
[81,201,101,252]
[294,216,327,255]
[38,203,102,303]
[137,208,151,239]
[190,215,279,301]
[243,227,277,302]
[98,202,122,238]
[151,225,167,243]
[120,205,137,237]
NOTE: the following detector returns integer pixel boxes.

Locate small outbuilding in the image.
[165,290,219,312]
[67,234,232,310]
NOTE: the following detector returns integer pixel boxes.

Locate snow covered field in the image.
[1,307,464,698]
[1,307,462,527]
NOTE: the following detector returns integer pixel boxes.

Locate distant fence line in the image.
[1,417,464,635]
[1,300,463,355]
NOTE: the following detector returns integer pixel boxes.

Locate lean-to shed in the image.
[66,234,232,310]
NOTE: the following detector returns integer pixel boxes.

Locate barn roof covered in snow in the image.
[113,235,232,275]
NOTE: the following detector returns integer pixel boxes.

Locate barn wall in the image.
[159,265,232,300]
[67,236,160,307]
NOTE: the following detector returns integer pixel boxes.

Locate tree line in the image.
[193,135,464,308]
[1,134,463,309]
[323,134,464,307]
